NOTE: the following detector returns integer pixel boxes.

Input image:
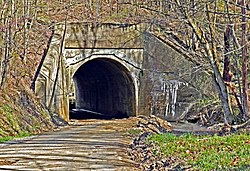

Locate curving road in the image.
[0,119,138,171]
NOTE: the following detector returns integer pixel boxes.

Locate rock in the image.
[137,115,172,133]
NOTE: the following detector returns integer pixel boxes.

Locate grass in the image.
[128,128,142,135]
[126,128,143,138]
[0,132,33,143]
[147,132,250,170]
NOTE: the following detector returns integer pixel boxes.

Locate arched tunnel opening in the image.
[70,58,136,119]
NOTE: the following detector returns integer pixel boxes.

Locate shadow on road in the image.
[69,109,129,120]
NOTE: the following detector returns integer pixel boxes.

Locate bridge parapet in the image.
[65,23,144,49]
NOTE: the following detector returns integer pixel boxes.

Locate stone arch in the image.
[71,57,136,119]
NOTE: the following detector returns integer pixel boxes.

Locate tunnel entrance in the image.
[70,58,136,119]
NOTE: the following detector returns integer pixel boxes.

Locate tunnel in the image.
[70,58,136,119]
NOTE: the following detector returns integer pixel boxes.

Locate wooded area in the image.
[0,0,249,132]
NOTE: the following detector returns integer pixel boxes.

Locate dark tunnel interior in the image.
[70,58,135,119]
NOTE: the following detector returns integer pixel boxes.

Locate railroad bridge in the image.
[35,22,201,121]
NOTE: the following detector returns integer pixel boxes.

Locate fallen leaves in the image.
[231,156,239,166]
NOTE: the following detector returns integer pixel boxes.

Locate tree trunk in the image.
[0,2,13,89]
[30,24,55,91]
[224,25,244,116]
[0,19,9,88]
[241,0,249,119]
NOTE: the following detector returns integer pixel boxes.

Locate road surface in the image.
[0,119,138,171]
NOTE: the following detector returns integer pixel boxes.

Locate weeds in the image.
[0,131,32,143]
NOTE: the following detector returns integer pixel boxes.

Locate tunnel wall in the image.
[35,23,205,121]
[35,25,69,121]
[140,32,210,121]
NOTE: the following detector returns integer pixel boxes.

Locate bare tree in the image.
[123,0,249,124]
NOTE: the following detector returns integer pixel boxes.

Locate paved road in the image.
[0,119,138,171]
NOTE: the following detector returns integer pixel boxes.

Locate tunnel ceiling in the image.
[73,58,135,118]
